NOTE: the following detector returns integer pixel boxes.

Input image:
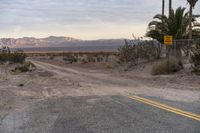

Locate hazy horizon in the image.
[0,35,129,40]
[0,0,199,40]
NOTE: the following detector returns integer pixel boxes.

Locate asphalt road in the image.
[0,95,199,133]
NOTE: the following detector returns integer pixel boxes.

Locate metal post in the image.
[174,40,176,58]
[167,46,170,74]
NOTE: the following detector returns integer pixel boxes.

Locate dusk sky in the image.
[0,0,199,39]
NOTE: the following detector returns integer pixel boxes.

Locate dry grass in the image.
[11,61,36,73]
[151,58,183,75]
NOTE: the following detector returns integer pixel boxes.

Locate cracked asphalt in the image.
[0,95,200,133]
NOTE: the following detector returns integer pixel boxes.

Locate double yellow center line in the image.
[124,94,200,122]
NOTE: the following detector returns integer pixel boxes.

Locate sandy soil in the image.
[0,57,200,122]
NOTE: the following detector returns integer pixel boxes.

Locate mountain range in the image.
[0,36,125,48]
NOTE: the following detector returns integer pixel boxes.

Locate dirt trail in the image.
[32,60,200,103]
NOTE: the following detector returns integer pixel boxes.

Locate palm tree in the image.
[147,7,189,42]
[146,7,200,59]
[187,0,198,39]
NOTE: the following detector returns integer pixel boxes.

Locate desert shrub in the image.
[0,47,26,63]
[49,55,55,60]
[118,39,161,65]
[191,41,200,74]
[10,50,26,63]
[12,62,36,73]
[87,56,96,62]
[118,40,138,64]
[63,56,78,64]
[151,58,183,75]
[104,64,113,69]
[0,53,8,62]
[0,46,10,62]
[97,57,103,62]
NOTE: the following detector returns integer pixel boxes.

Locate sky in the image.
[0,0,199,39]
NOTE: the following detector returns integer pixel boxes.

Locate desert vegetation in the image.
[118,40,161,65]
[151,58,183,75]
[147,7,200,59]
[0,46,26,64]
[11,61,36,73]
[116,5,200,75]
[191,39,200,74]
[0,46,36,73]
[144,5,200,75]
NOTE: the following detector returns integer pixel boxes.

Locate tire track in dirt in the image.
[31,60,200,103]
[31,60,135,88]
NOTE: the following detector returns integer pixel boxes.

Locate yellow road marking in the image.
[124,94,200,122]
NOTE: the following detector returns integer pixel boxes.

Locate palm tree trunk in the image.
[162,0,165,17]
[189,5,193,39]
[161,0,165,59]
[169,0,172,13]
[188,3,193,61]
[166,0,172,58]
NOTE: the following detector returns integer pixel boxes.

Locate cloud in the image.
[0,0,199,39]
[13,26,22,33]
[0,0,161,25]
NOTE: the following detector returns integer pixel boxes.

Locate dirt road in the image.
[32,60,200,103]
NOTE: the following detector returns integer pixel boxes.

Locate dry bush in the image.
[10,50,26,63]
[118,40,161,65]
[12,62,36,73]
[191,40,200,75]
[49,55,55,60]
[151,58,183,75]
[63,55,78,64]
[104,64,113,69]
[0,47,26,63]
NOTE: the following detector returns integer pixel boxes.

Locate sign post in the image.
[164,36,173,74]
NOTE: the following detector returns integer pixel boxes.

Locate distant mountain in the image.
[0,36,125,48]
[43,36,80,43]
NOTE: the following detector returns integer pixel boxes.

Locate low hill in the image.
[0,36,125,48]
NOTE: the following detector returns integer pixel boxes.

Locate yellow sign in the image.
[164,36,173,45]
